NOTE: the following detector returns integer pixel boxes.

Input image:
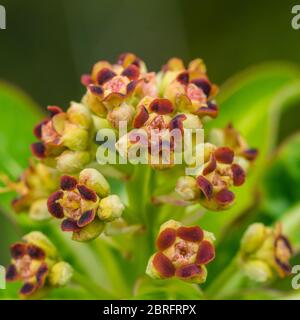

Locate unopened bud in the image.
[67,102,92,129]
[175,176,199,201]
[243,260,273,283]
[61,123,89,151]
[97,195,124,222]
[29,199,51,221]
[49,262,73,286]
[240,223,266,254]
[56,151,90,173]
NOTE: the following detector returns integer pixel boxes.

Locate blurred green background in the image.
[1,0,300,107]
[1,0,300,299]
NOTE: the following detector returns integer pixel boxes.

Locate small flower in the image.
[1,160,60,220]
[81,53,157,125]
[160,57,219,117]
[239,223,293,282]
[5,231,72,298]
[47,168,124,241]
[209,124,258,170]
[116,96,203,170]
[146,220,215,283]
[31,102,92,173]
[176,142,248,210]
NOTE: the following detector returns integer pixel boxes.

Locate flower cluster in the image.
[5,53,289,298]
[146,220,215,283]
[239,223,293,282]
[81,53,220,169]
[47,168,124,241]
[6,232,72,297]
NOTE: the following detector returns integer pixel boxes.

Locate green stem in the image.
[205,256,244,299]
[72,271,117,299]
[126,165,157,275]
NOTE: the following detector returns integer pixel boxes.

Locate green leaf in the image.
[0,81,42,177]
[199,63,300,237]
[261,133,300,220]
[0,82,42,269]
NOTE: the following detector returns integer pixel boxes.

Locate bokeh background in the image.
[1,0,300,107]
[0,0,300,299]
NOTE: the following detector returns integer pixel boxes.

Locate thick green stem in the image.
[126,165,157,275]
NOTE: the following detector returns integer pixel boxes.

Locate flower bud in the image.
[29,199,52,221]
[175,176,200,201]
[240,223,266,254]
[56,150,90,173]
[97,195,124,222]
[48,261,73,286]
[107,103,135,129]
[67,102,91,129]
[61,123,89,151]
[146,220,215,284]
[243,260,273,283]
[239,223,293,282]
[82,91,107,117]
[182,114,202,129]
[79,168,110,198]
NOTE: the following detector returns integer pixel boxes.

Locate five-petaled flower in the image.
[81,52,157,127]
[239,223,293,282]
[209,124,258,171]
[176,142,248,210]
[6,232,72,298]
[160,57,219,118]
[31,102,93,173]
[47,168,124,241]
[146,220,215,283]
[116,96,203,169]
